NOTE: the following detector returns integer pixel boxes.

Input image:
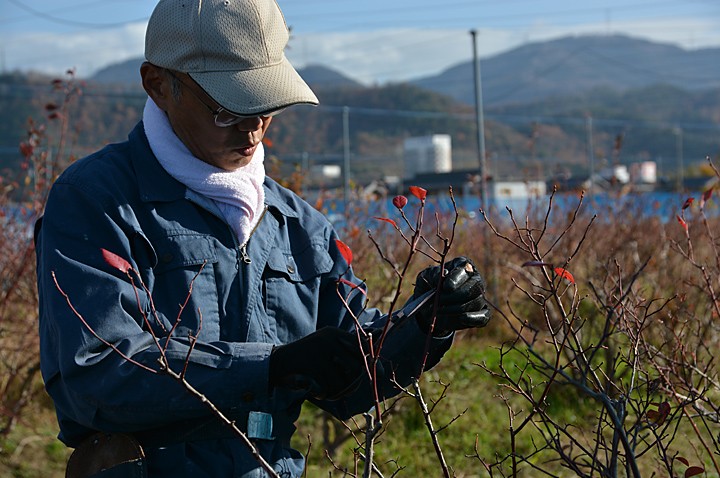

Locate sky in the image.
[2,0,720,85]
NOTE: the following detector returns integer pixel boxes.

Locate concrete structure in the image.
[492,180,547,199]
[630,161,657,184]
[599,165,630,184]
[310,164,341,181]
[403,134,452,179]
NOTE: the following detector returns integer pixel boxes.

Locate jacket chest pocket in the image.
[263,244,333,343]
[151,234,220,340]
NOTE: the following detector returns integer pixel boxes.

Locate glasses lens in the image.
[214,110,243,127]
[214,108,285,127]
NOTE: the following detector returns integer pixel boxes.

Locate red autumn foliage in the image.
[335,239,353,265]
[675,457,705,477]
[676,215,688,232]
[373,217,398,228]
[392,195,408,209]
[685,466,705,477]
[554,267,575,284]
[682,197,694,210]
[338,278,367,297]
[19,142,34,158]
[101,248,132,274]
[646,401,670,425]
[700,187,713,208]
[408,186,427,201]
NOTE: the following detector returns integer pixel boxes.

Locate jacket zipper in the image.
[239,206,268,264]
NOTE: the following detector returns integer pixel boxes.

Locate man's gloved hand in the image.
[269,327,368,401]
[411,257,491,336]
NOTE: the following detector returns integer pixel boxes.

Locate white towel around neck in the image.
[143,98,265,246]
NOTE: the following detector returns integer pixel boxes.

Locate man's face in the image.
[162,72,273,171]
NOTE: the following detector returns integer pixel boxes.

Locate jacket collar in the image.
[129,121,298,219]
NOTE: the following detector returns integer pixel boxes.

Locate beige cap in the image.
[145,0,319,115]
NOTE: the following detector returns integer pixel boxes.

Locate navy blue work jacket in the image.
[35,122,452,477]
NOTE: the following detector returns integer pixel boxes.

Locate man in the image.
[35,0,491,476]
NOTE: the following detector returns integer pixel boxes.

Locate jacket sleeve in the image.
[311,229,454,420]
[36,179,273,445]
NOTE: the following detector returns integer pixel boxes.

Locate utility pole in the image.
[674,126,684,192]
[470,29,489,213]
[471,29,495,300]
[586,114,595,194]
[342,106,351,212]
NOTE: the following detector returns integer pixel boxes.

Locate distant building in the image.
[310,164,341,184]
[599,165,630,184]
[492,181,546,199]
[630,161,657,184]
[403,134,452,179]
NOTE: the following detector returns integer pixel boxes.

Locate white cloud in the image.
[2,15,718,84]
[286,15,720,85]
[3,22,146,78]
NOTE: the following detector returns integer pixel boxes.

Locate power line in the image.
[5,0,149,29]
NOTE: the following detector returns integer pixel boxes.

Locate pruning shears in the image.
[384,289,436,334]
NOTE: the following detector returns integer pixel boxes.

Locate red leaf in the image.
[646,402,670,425]
[676,457,690,466]
[392,195,408,209]
[338,278,368,297]
[101,248,131,273]
[19,142,34,157]
[682,197,694,210]
[373,216,397,228]
[335,239,353,265]
[700,187,713,208]
[522,261,552,268]
[45,102,58,112]
[685,466,705,477]
[676,215,688,232]
[408,186,427,201]
[554,267,575,284]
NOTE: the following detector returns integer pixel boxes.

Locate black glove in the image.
[269,327,368,401]
[411,257,491,335]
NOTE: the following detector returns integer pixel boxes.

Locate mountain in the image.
[411,34,720,107]
[90,59,361,90]
[91,57,144,85]
[294,64,362,89]
[90,35,720,109]
[3,35,718,184]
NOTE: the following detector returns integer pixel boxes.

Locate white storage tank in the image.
[630,161,657,184]
[403,134,452,179]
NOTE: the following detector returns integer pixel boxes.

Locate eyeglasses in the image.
[166,71,283,127]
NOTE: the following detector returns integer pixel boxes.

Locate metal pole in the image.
[470,29,489,212]
[586,115,595,195]
[301,151,309,173]
[343,106,351,211]
[470,29,496,301]
[675,127,684,192]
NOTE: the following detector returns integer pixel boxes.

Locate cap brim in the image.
[189,57,318,116]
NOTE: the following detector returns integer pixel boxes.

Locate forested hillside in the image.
[2,34,719,184]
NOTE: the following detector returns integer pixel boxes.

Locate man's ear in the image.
[140,62,172,111]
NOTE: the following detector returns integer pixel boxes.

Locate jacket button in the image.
[286,265,295,274]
